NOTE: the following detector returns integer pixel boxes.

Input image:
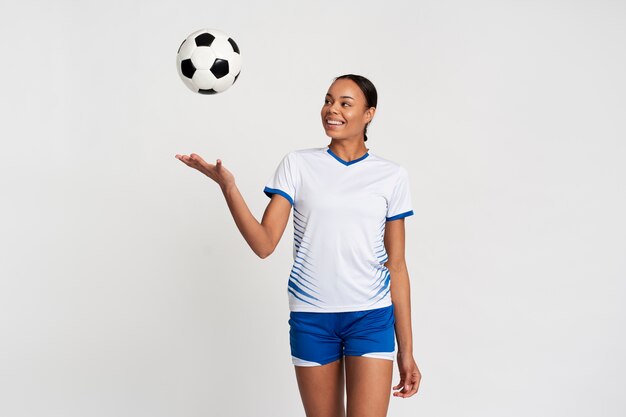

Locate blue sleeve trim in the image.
[264,186,294,206]
[386,210,414,221]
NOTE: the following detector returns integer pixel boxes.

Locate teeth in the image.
[327,120,343,125]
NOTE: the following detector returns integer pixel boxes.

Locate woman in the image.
[176,74,421,416]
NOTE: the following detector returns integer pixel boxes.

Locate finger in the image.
[398,375,420,398]
[184,156,199,167]
[392,377,405,390]
[392,388,404,397]
[187,154,202,165]
[192,153,208,165]
[188,154,205,168]
[190,154,200,163]
[177,155,191,165]
[392,382,413,398]
[187,155,205,167]
[400,386,418,398]
[179,155,206,171]
[394,387,414,399]
[407,376,420,395]
[395,383,411,394]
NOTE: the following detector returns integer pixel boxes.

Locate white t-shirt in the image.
[264,146,413,313]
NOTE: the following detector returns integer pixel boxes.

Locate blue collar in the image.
[326,147,370,166]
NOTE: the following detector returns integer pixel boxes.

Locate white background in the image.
[1,1,625,416]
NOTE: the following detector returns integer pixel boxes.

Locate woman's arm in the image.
[175,153,292,258]
[222,182,291,258]
[385,218,421,398]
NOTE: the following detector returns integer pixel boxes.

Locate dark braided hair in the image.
[334,74,378,142]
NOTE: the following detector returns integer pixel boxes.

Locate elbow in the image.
[385,260,408,274]
[254,232,278,259]
[256,246,275,259]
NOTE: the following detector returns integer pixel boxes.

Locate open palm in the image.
[175,153,235,190]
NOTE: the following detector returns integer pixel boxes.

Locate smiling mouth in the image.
[326,119,344,126]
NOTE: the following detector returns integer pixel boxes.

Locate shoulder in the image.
[272,147,325,173]
[367,152,408,176]
[281,147,326,162]
[290,147,325,156]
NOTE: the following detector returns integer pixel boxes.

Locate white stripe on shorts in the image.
[292,356,322,367]
[361,351,395,361]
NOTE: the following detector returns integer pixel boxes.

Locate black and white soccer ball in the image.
[176,28,242,95]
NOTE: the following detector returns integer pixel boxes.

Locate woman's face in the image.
[321,78,375,141]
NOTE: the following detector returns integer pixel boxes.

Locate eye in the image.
[342,102,351,107]
[324,98,331,104]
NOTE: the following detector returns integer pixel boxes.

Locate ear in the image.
[365,107,376,123]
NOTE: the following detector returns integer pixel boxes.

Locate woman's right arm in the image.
[175,153,292,258]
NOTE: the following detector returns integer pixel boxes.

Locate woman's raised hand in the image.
[175,153,235,191]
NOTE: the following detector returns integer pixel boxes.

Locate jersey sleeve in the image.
[263,152,297,206]
[386,166,414,221]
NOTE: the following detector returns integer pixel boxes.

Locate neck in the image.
[328,138,369,162]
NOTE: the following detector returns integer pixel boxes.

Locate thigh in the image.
[289,311,344,366]
[342,305,395,360]
[295,357,346,417]
[345,356,393,417]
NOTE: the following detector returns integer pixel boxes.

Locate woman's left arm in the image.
[385,218,422,399]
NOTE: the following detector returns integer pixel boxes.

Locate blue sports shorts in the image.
[288,304,396,366]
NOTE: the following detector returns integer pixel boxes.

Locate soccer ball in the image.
[176,28,242,95]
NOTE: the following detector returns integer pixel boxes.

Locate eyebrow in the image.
[325,93,355,100]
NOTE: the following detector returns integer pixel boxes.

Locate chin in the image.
[323,129,337,139]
